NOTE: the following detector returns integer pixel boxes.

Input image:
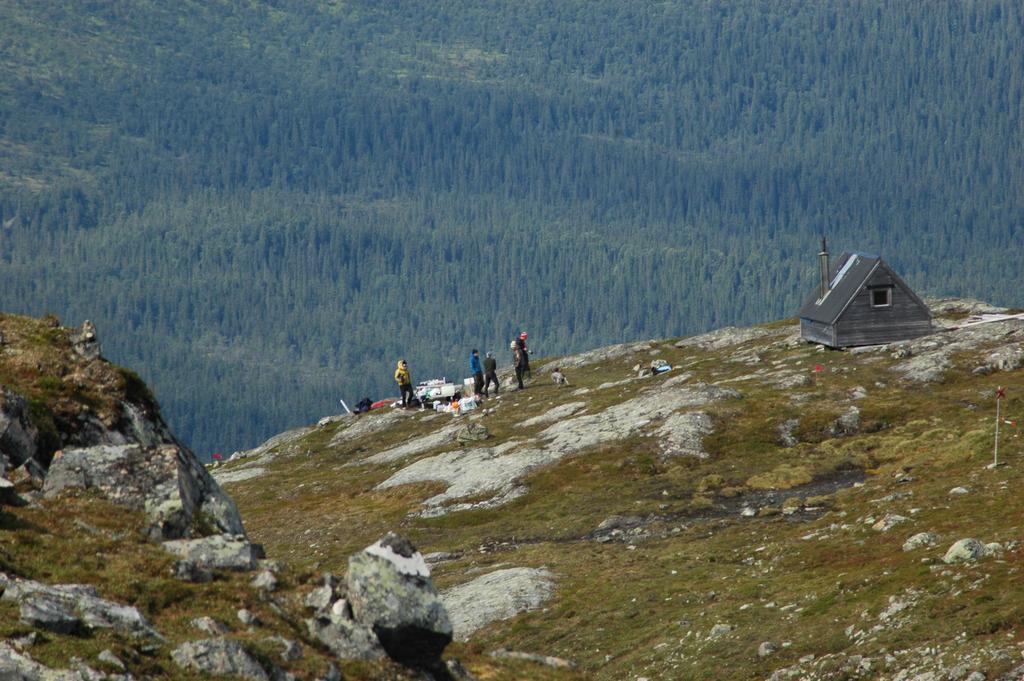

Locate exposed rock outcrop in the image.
[517,402,587,428]
[214,425,317,485]
[674,326,784,351]
[892,318,1024,383]
[163,534,262,572]
[69,320,101,361]
[0,574,163,640]
[541,340,656,371]
[657,411,714,459]
[537,384,739,457]
[981,344,1024,373]
[328,409,409,449]
[376,441,545,516]
[362,422,462,465]
[171,638,275,680]
[0,315,179,481]
[0,642,88,681]
[43,443,245,540]
[378,383,740,516]
[442,568,555,641]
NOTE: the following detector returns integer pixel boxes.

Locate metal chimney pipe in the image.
[818,237,830,300]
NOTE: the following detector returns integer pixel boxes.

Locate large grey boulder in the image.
[20,592,84,634]
[903,532,938,552]
[171,638,271,680]
[163,534,261,572]
[346,533,452,667]
[0,387,39,474]
[441,568,555,641]
[43,443,245,540]
[830,406,861,437]
[1,575,162,640]
[943,538,988,564]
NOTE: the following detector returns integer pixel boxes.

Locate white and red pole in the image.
[993,386,1006,468]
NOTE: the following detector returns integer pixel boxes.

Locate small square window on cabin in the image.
[871,288,892,307]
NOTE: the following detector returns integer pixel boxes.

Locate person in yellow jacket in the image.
[395,359,413,407]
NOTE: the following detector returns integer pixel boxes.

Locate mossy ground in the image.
[0,312,161,460]
[7,309,1024,679]
[219,318,1024,679]
[0,492,436,679]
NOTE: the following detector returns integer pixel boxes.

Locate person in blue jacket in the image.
[470,349,484,397]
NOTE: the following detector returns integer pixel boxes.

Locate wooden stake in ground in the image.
[992,386,1006,468]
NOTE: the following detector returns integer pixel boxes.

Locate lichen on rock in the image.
[43,443,245,540]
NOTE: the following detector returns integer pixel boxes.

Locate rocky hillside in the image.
[215,299,1024,680]
[0,313,479,680]
[6,303,1024,680]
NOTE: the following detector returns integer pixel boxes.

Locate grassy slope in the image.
[0,313,413,679]
[221,309,1024,679]
[0,311,568,679]
[4,306,1024,679]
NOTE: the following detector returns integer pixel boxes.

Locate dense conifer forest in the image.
[1,1,1021,456]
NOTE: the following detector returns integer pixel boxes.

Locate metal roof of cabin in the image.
[799,251,882,324]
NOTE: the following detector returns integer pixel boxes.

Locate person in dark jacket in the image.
[483,351,499,396]
[517,332,531,374]
[470,349,484,397]
[513,334,530,389]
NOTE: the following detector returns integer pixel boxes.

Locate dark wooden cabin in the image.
[799,245,932,348]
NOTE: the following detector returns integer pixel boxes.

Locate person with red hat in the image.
[514,331,530,389]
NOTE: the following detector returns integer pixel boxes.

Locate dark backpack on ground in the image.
[354,397,373,414]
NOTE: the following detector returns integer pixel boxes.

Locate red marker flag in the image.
[996,386,1006,399]
[814,364,825,373]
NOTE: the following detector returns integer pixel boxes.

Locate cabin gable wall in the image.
[834,268,931,346]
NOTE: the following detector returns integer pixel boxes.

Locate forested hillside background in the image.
[1,1,1021,457]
